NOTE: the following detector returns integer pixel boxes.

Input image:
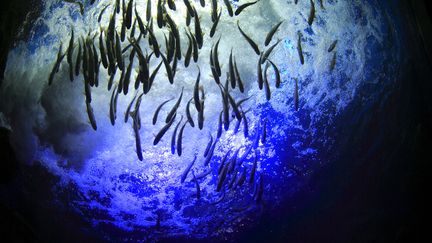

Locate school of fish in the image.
[49,0,337,204]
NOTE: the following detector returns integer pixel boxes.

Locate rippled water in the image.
[0,0,402,241]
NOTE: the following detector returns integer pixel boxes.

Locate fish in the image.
[186,8,192,26]
[91,42,100,87]
[193,7,203,49]
[67,28,74,82]
[194,69,202,112]
[129,42,137,61]
[154,113,177,145]
[165,87,184,123]
[308,0,316,26]
[267,59,281,88]
[129,38,148,82]
[261,39,281,64]
[319,0,325,9]
[297,31,304,65]
[235,0,260,16]
[218,150,230,174]
[63,0,84,15]
[328,40,338,52]
[98,4,110,22]
[48,42,65,86]
[165,13,181,61]
[254,174,264,203]
[133,115,143,161]
[294,78,299,111]
[204,137,218,166]
[216,163,229,192]
[217,111,223,138]
[106,35,116,74]
[130,18,137,39]
[212,37,222,77]
[107,12,116,42]
[75,40,82,76]
[117,67,125,94]
[228,148,240,173]
[165,32,175,63]
[192,171,200,199]
[237,21,260,55]
[157,0,165,28]
[218,85,230,131]
[229,49,236,89]
[257,54,263,90]
[108,66,117,91]
[233,58,245,93]
[203,134,213,157]
[197,100,205,130]
[147,61,163,93]
[120,5,127,39]
[253,122,261,148]
[115,31,124,70]
[249,151,258,184]
[85,100,97,131]
[99,28,109,69]
[210,9,222,38]
[223,0,233,17]
[146,0,152,21]
[184,32,193,67]
[132,93,144,130]
[176,121,188,156]
[237,142,253,167]
[153,98,173,125]
[86,40,95,87]
[171,48,179,77]
[265,21,283,46]
[193,167,212,180]
[183,0,195,17]
[241,109,249,138]
[211,0,218,22]
[261,118,267,144]
[330,51,337,71]
[123,57,134,95]
[227,92,242,121]
[82,38,88,79]
[236,96,253,108]
[125,0,133,29]
[124,92,137,123]
[234,118,241,134]
[227,172,238,190]
[234,168,247,189]
[115,0,120,13]
[135,8,147,36]
[109,84,119,125]
[171,116,184,154]
[167,0,176,10]
[209,49,220,84]
[181,154,197,183]
[160,53,174,84]
[263,62,271,100]
[186,98,195,127]
[200,0,205,7]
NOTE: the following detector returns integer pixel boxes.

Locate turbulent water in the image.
[0,0,399,241]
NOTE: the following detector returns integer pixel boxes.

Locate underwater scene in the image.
[0,0,429,242]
